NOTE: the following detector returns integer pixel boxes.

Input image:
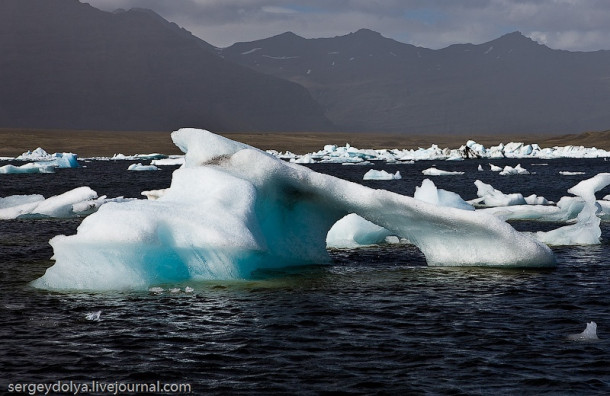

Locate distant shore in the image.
[1,128,609,158]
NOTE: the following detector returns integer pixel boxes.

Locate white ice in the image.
[567,322,599,341]
[533,174,610,246]
[499,164,530,175]
[473,180,527,207]
[326,213,394,248]
[266,138,610,164]
[560,171,586,176]
[363,170,401,180]
[422,167,464,176]
[489,164,503,172]
[0,187,131,219]
[128,163,160,171]
[32,129,555,291]
[151,156,185,166]
[0,163,55,174]
[16,148,79,169]
[414,179,474,211]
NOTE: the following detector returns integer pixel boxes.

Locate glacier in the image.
[33,129,556,291]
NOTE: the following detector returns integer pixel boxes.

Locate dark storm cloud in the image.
[85,0,610,50]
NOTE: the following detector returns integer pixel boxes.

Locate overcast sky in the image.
[86,0,610,51]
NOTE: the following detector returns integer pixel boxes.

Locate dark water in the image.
[1,158,609,395]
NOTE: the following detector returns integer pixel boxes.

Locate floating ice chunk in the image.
[474,180,526,207]
[489,164,503,172]
[127,163,160,171]
[16,147,49,160]
[326,214,393,248]
[363,170,401,180]
[85,311,101,321]
[151,156,185,166]
[524,194,550,205]
[499,164,529,175]
[0,163,55,174]
[0,187,98,219]
[414,179,474,211]
[112,153,167,161]
[169,288,181,293]
[33,129,555,291]
[342,161,373,166]
[477,164,484,171]
[534,174,610,246]
[567,173,610,201]
[567,322,599,341]
[560,171,586,176]
[422,167,464,176]
[185,286,194,293]
[16,148,79,169]
[291,154,316,164]
[148,287,164,294]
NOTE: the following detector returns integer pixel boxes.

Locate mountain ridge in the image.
[221,29,610,134]
[0,0,332,132]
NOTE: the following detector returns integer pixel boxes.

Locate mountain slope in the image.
[0,0,332,132]
[221,29,610,134]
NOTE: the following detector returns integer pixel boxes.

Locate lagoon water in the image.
[1,158,609,394]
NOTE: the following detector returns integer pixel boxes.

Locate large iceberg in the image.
[33,129,556,291]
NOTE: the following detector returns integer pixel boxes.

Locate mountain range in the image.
[0,0,331,132]
[2,0,610,135]
[221,29,610,134]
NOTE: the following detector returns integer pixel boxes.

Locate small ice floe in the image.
[477,164,484,171]
[169,288,181,293]
[567,321,599,341]
[85,311,101,321]
[185,286,194,293]
[499,164,530,175]
[421,167,464,176]
[559,171,586,176]
[342,161,373,166]
[148,287,164,294]
[363,169,401,180]
[127,163,160,171]
[489,164,503,172]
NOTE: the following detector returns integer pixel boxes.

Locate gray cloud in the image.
[85,0,610,50]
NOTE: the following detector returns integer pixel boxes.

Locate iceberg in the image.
[489,164,503,172]
[499,164,530,175]
[33,129,555,291]
[422,167,464,176]
[533,173,610,245]
[266,139,610,164]
[0,188,131,219]
[567,322,599,341]
[127,163,160,171]
[473,180,527,207]
[151,156,185,166]
[0,163,55,174]
[414,179,474,211]
[326,214,394,248]
[16,148,79,169]
[363,170,401,180]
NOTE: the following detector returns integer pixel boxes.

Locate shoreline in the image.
[1,128,609,157]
